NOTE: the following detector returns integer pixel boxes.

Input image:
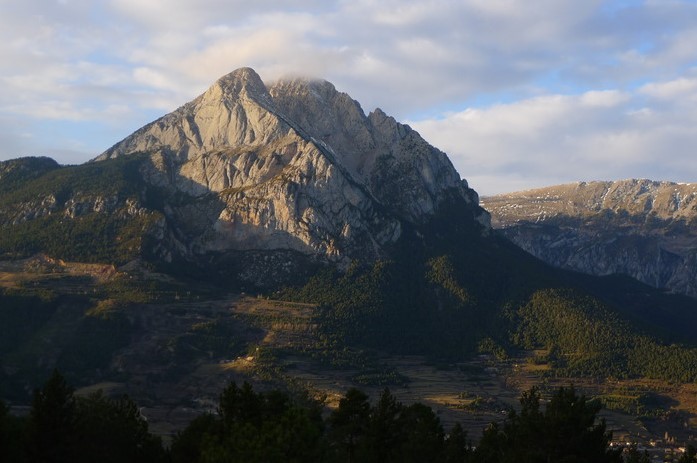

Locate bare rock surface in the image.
[483,180,697,297]
[98,67,489,262]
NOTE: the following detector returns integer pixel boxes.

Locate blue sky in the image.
[1,0,697,195]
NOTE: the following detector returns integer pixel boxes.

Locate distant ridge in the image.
[483,179,697,297]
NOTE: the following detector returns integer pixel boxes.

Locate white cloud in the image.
[579,90,630,107]
[411,83,697,195]
[639,77,697,100]
[1,0,697,193]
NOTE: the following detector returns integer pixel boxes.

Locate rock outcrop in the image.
[97,67,489,262]
[483,180,697,297]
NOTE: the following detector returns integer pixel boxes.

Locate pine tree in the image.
[328,388,371,463]
[473,386,623,463]
[26,370,78,463]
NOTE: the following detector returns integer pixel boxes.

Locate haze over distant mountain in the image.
[483,179,697,297]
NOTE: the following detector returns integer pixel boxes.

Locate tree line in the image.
[1,370,677,463]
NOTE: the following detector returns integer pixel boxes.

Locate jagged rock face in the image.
[98,68,489,262]
[267,78,476,222]
[483,180,697,297]
[98,68,283,163]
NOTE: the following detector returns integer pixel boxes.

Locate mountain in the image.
[3,68,697,426]
[95,67,489,264]
[482,179,697,297]
[1,67,492,288]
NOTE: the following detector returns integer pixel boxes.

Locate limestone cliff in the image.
[483,180,697,297]
[97,67,489,262]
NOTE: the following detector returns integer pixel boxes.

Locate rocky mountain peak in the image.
[206,67,275,110]
[96,67,287,163]
[267,75,481,223]
[215,67,266,93]
[93,67,489,262]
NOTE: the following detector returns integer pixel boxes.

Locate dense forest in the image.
[513,289,697,382]
[279,256,697,383]
[4,371,685,463]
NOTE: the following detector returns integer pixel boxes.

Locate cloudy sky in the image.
[1,0,697,195]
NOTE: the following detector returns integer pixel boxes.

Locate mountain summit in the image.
[96,67,489,262]
[98,68,284,161]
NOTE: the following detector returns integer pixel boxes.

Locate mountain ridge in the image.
[483,179,697,297]
[1,68,488,283]
[93,67,488,264]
